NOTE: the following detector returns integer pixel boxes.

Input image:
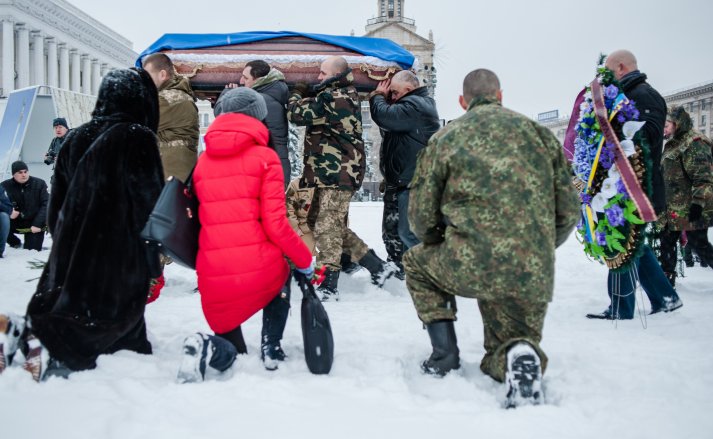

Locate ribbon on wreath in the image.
[590,79,657,223]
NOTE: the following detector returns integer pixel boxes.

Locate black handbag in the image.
[295,271,334,375]
[140,170,200,269]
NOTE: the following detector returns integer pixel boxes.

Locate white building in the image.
[0,0,137,98]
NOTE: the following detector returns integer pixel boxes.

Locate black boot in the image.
[317,269,340,302]
[340,253,362,274]
[421,320,460,376]
[261,273,291,370]
[358,249,399,288]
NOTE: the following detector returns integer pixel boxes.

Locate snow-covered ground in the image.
[1,202,712,439]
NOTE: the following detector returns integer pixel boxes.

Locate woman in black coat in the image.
[7,68,164,380]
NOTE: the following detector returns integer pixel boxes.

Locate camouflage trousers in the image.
[404,244,548,382]
[308,188,369,270]
[382,188,404,267]
[159,142,197,182]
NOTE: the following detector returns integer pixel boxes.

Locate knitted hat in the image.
[53,117,68,129]
[11,160,28,174]
[214,87,267,121]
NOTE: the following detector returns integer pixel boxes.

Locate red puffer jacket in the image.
[193,112,312,334]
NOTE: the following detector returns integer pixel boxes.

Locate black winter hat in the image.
[11,160,28,174]
[53,117,68,129]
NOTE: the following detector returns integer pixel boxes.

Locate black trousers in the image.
[7,220,44,251]
[659,229,713,274]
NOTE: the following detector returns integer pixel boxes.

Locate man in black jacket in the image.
[1,161,48,251]
[370,70,441,274]
[236,60,291,187]
[587,50,682,319]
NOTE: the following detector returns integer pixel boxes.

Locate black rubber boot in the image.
[261,272,291,369]
[358,249,398,288]
[317,269,340,302]
[421,320,460,376]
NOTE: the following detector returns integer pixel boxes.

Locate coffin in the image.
[137,31,416,102]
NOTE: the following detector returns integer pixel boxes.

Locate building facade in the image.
[664,81,713,138]
[361,0,437,186]
[364,0,436,97]
[0,0,137,98]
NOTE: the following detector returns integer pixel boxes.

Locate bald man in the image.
[587,50,682,320]
[369,71,441,278]
[287,56,398,301]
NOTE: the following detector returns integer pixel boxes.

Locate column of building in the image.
[0,22,110,96]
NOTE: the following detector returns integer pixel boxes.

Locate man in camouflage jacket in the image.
[288,56,397,300]
[403,69,578,406]
[658,105,713,285]
[143,53,199,182]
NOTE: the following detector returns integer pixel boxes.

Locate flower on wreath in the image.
[572,54,647,264]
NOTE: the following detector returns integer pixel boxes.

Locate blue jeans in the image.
[397,189,420,250]
[607,246,678,318]
[0,212,9,256]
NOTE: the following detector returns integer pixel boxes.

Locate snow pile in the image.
[0,202,711,439]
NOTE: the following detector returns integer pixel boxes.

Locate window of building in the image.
[702,100,707,111]
[702,114,707,127]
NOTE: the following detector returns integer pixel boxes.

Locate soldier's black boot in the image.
[358,249,399,288]
[505,342,544,408]
[317,269,340,302]
[421,320,460,376]
[682,246,694,267]
[340,253,362,274]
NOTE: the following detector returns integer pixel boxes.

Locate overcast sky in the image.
[66,0,713,122]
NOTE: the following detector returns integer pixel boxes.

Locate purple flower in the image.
[580,193,592,205]
[596,231,607,246]
[616,179,629,199]
[599,146,615,169]
[605,204,625,227]
[605,85,619,100]
[617,113,626,124]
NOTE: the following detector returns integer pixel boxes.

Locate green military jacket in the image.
[408,96,579,302]
[660,110,713,231]
[287,72,365,190]
[158,75,199,150]
[157,75,199,181]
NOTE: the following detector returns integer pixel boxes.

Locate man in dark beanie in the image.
[45,117,71,170]
[1,161,48,251]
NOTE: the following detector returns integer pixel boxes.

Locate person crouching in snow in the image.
[177,87,314,383]
[0,68,164,381]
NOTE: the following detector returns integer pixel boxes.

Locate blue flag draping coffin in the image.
[136,31,417,102]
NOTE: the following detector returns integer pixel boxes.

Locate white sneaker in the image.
[177,333,212,384]
[0,313,26,373]
[505,342,544,408]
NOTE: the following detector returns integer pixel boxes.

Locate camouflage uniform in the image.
[658,106,713,279]
[158,75,200,182]
[287,71,369,270]
[403,96,579,382]
[286,178,316,255]
[382,186,404,269]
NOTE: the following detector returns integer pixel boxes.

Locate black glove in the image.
[688,203,703,222]
[292,82,310,97]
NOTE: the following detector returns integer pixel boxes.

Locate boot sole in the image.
[506,353,543,408]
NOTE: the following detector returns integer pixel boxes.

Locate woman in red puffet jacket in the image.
[177,87,313,383]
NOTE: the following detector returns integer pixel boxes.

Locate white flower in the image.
[608,165,621,180]
[591,192,608,214]
[600,177,618,199]
[620,139,636,157]
[622,121,645,139]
